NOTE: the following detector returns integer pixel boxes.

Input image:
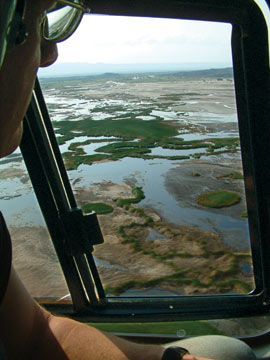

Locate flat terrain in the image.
[2,73,253,301]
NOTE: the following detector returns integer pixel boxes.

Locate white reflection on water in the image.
[0,147,249,250]
[150,146,209,156]
[187,112,237,123]
[136,116,156,121]
[94,256,127,271]
[151,109,180,120]
[176,131,238,141]
[1,88,246,249]
[60,136,89,152]
[82,142,111,155]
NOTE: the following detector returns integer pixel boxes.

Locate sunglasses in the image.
[43,0,91,42]
[2,0,90,62]
[1,0,90,68]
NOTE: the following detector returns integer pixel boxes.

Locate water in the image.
[150,146,209,156]
[136,116,156,121]
[81,142,111,155]
[151,109,181,120]
[70,156,249,250]
[187,112,237,123]
[0,152,248,249]
[60,136,90,152]
[60,139,111,155]
[146,228,168,241]
[176,131,239,141]
[0,82,249,251]
[94,256,127,271]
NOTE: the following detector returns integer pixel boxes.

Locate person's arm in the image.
[0,268,163,360]
[37,313,214,360]
[0,266,214,360]
[0,266,45,359]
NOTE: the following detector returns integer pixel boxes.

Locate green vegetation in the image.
[54,116,178,144]
[0,153,23,165]
[105,264,252,296]
[61,135,239,170]
[42,72,251,296]
[87,320,224,336]
[241,211,248,218]
[217,172,243,180]
[62,152,108,171]
[112,185,252,296]
[82,202,114,214]
[197,190,241,208]
[115,187,145,208]
[53,110,240,170]
[105,271,188,296]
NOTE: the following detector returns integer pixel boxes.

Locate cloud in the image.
[57,14,232,64]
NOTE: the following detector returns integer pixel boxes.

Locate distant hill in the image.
[40,67,234,84]
[171,67,233,78]
[38,62,232,78]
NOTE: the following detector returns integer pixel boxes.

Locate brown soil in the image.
[164,157,246,218]
[11,178,253,299]
[8,78,252,298]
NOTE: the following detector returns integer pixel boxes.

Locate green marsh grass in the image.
[197,190,241,208]
[82,203,114,215]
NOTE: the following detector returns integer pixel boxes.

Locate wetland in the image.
[0,69,253,299]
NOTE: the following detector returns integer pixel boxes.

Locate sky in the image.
[38,0,269,76]
[55,16,233,64]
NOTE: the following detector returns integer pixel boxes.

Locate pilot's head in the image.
[0,0,90,157]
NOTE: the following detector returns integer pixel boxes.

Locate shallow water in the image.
[146,228,167,241]
[187,112,237,123]
[0,83,249,251]
[176,131,238,141]
[81,142,111,155]
[60,139,111,155]
[60,136,90,152]
[150,146,209,156]
[151,109,180,120]
[94,256,127,271]
[71,156,249,250]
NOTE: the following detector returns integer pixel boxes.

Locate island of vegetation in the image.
[197,190,241,208]
[82,202,114,214]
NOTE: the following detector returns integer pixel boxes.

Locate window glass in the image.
[39,16,254,298]
[0,149,69,299]
[88,315,270,338]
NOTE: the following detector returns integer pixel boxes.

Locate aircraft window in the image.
[3,0,267,336]
[0,149,69,300]
[39,16,254,298]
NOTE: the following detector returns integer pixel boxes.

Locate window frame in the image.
[20,0,270,321]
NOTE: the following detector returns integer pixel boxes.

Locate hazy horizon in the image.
[38,61,232,78]
[38,1,269,78]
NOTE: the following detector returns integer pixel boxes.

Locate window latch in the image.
[59,207,104,255]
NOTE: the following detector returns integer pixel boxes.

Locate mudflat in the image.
[2,74,252,302]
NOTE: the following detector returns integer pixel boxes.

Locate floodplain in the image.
[39,69,252,297]
[0,69,253,303]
